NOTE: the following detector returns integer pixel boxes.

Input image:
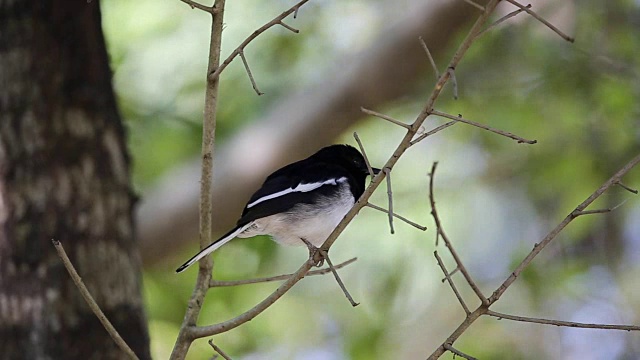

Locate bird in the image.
[175,144,379,273]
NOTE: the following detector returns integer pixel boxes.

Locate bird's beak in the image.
[371,167,382,175]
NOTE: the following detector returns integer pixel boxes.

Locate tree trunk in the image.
[0,1,151,359]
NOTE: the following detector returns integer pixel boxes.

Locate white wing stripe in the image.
[247,176,347,209]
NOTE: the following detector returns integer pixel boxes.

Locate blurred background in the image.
[102,0,640,358]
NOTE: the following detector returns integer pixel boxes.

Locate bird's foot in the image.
[300,238,325,267]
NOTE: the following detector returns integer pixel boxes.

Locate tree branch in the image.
[209,257,357,287]
[487,310,640,331]
[170,0,226,358]
[208,0,310,82]
[52,240,140,360]
[488,152,640,304]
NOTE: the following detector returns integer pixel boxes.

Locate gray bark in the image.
[0,0,151,358]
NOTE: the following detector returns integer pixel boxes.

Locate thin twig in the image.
[353,132,375,178]
[444,344,478,360]
[431,110,537,144]
[410,121,457,146]
[429,163,489,305]
[366,202,427,231]
[278,20,299,33]
[208,340,233,360]
[361,107,411,129]
[435,251,470,315]
[447,67,459,100]
[384,168,395,234]
[239,51,263,95]
[52,239,140,360]
[476,4,531,38]
[487,310,640,331]
[504,0,575,42]
[616,181,638,194]
[461,0,485,12]
[572,198,629,218]
[209,0,310,81]
[179,0,214,13]
[419,36,439,79]
[318,249,359,307]
[210,258,358,287]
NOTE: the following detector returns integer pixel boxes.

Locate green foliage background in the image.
[103,0,639,358]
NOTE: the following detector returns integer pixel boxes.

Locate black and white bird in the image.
[176,144,379,273]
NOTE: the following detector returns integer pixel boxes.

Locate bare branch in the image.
[384,168,395,234]
[410,121,457,146]
[278,20,299,33]
[444,344,477,360]
[208,340,233,360]
[210,258,357,287]
[429,162,489,305]
[504,0,575,42]
[616,181,638,194]
[461,0,485,12]
[317,248,359,307]
[419,36,440,79]
[476,4,531,38]
[52,239,140,360]
[366,202,427,231]
[360,107,411,129]
[239,51,264,95]
[487,310,640,331]
[435,251,470,315]
[430,110,537,144]
[209,0,310,82]
[353,132,375,178]
[489,152,640,304]
[179,0,214,13]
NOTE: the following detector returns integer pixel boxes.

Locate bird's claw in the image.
[301,238,325,267]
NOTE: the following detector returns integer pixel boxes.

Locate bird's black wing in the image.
[237,161,350,226]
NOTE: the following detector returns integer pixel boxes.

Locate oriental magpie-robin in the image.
[176,144,379,273]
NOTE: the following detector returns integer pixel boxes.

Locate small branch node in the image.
[238,50,264,96]
[361,107,411,129]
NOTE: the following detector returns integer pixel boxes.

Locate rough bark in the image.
[0,0,150,359]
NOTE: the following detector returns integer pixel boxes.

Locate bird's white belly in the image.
[238,186,355,247]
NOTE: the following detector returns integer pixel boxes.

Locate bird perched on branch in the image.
[176,144,379,273]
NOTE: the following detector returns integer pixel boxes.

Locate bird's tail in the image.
[175,222,253,273]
